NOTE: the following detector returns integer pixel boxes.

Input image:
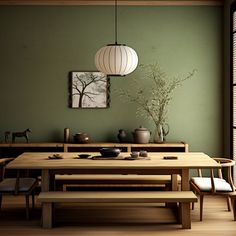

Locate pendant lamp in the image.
[95,0,138,76]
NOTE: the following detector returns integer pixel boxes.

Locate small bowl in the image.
[99,148,121,157]
[139,150,148,157]
[130,152,139,159]
[78,154,91,159]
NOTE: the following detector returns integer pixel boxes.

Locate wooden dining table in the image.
[6,151,220,227]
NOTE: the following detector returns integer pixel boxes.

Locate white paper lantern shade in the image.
[95,44,138,76]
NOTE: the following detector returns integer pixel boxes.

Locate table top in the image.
[6,152,220,170]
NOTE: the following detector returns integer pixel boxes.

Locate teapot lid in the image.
[135,126,148,131]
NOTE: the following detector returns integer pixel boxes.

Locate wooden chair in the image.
[0,158,38,219]
[190,157,236,221]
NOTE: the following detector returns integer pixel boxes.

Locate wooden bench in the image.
[54,174,182,191]
[38,191,197,229]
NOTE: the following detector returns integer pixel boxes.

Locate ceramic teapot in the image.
[132,126,151,144]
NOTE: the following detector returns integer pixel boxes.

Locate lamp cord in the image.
[115,0,118,44]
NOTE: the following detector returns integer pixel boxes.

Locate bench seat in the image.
[38,190,197,229]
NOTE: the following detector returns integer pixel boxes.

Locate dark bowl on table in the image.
[78,154,91,159]
[99,148,121,157]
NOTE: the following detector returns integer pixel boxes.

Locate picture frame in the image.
[70,71,110,108]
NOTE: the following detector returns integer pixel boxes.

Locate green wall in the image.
[0,6,223,155]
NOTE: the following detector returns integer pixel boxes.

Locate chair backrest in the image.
[0,158,24,195]
[0,159,5,182]
[0,157,16,183]
[196,157,236,193]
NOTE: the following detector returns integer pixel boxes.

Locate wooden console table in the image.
[63,142,188,152]
[0,142,188,158]
[0,143,64,158]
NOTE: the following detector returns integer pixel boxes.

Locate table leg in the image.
[41,170,50,192]
[171,174,178,191]
[41,169,51,228]
[178,169,190,227]
[181,169,190,191]
[166,174,178,208]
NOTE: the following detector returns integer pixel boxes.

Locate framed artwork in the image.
[70,72,110,108]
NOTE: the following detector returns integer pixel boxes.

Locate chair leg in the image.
[191,190,196,210]
[0,194,2,211]
[32,192,35,209]
[25,195,30,220]
[200,195,204,221]
[227,196,231,211]
[231,196,236,221]
[192,202,195,210]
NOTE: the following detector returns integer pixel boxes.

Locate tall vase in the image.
[153,123,169,143]
[153,124,164,143]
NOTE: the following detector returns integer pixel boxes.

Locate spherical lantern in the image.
[95,44,138,76]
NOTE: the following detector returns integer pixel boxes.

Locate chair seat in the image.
[0,178,37,192]
[191,177,233,192]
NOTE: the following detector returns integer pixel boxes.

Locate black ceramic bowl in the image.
[78,154,91,159]
[99,148,121,157]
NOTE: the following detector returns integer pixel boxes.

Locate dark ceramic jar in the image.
[74,132,90,144]
[117,129,127,143]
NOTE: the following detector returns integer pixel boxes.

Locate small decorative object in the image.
[117,129,127,143]
[64,128,70,143]
[163,156,178,160]
[139,150,148,157]
[70,72,110,108]
[99,148,121,157]
[117,63,196,143]
[4,131,11,143]
[48,154,63,159]
[74,132,90,144]
[77,154,91,159]
[12,129,31,143]
[132,126,151,144]
[130,151,139,159]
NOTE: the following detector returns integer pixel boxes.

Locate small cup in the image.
[130,151,139,159]
[139,150,148,157]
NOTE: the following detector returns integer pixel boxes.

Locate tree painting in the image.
[71,72,109,108]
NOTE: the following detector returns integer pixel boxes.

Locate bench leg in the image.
[231,196,236,221]
[166,175,179,208]
[42,203,53,229]
[180,202,191,229]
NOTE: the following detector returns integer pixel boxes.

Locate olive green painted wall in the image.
[0,6,223,155]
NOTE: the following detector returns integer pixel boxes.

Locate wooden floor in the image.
[0,195,236,236]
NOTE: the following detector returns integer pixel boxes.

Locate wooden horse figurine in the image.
[12,129,31,143]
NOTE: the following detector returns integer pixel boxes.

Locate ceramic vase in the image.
[153,124,169,143]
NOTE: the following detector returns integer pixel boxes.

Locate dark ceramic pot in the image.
[74,132,90,144]
[132,126,151,144]
[117,129,127,143]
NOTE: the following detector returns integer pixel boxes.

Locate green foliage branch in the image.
[118,63,196,129]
